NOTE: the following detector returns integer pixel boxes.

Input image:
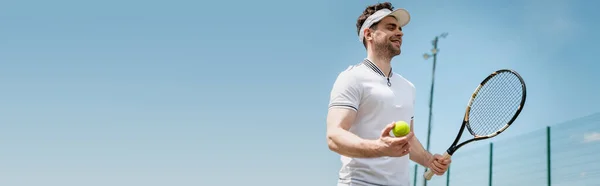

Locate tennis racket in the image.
[423,69,527,180]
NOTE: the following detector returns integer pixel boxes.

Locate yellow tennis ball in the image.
[393,121,410,137]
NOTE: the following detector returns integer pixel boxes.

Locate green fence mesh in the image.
[410,112,600,186]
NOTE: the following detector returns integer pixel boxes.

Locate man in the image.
[326,2,451,186]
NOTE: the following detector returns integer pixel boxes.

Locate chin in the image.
[391,48,401,56]
[389,45,401,55]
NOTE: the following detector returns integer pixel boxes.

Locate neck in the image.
[367,49,392,77]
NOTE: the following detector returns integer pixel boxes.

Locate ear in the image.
[363,28,373,41]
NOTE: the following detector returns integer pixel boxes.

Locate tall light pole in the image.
[422,32,448,186]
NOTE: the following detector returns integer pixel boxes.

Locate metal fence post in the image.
[489,142,493,186]
[414,164,418,186]
[446,165,450,186]
[547,126,551,186]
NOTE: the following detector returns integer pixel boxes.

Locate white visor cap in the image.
[358,8,410,42]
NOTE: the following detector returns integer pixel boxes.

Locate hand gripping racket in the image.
[423,69,527,180]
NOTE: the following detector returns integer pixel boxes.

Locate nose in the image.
[396,29,404,37]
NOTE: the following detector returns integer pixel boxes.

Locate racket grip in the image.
[423,152,452,180]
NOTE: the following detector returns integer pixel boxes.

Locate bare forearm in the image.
[409,137,433,167]
[327,128,382,158]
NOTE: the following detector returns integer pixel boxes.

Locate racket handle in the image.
[423,152,452,180]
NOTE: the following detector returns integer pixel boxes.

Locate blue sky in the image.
[2,0,600,185]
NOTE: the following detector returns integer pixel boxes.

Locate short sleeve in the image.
[328,71,362,111]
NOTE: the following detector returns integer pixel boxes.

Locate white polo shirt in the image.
[329,58,416,186]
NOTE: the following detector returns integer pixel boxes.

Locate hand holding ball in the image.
[392,121,411,137]
[379,120,413,157]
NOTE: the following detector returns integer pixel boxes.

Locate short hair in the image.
[356,2,395,46]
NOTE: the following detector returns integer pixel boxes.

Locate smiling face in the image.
[365,16,404,57]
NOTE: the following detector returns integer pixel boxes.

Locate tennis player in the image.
[326,2,451,186]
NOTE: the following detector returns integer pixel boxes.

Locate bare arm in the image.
[408,119,434,168]
[409,136,433,167]
[326,107,383,158]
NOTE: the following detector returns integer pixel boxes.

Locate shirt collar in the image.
[362,59,392,78]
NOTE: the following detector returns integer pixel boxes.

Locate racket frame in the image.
[423,69,527,180]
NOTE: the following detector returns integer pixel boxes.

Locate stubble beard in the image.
[373,39,401,60]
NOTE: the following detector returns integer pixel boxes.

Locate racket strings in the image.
[468,71,524,137]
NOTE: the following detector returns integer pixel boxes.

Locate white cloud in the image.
[583,132,600,143]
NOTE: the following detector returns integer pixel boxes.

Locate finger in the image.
[392,147,408,157]
[398,143,410,154]
[396,141,411,155]
[401,147,410,156]
[402,143,410,152]
[432,161,448,174]
[380,123,395,137]
[433,154,449,164]
[398,138,411,149]
[391,132,414,145]
[431,162,443,175]
[429,166,442,175]
[442,158,452,164]
[435,170,444,175]
[403,149,410,156]
[432,160,443,169]
[433,156,450,165]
